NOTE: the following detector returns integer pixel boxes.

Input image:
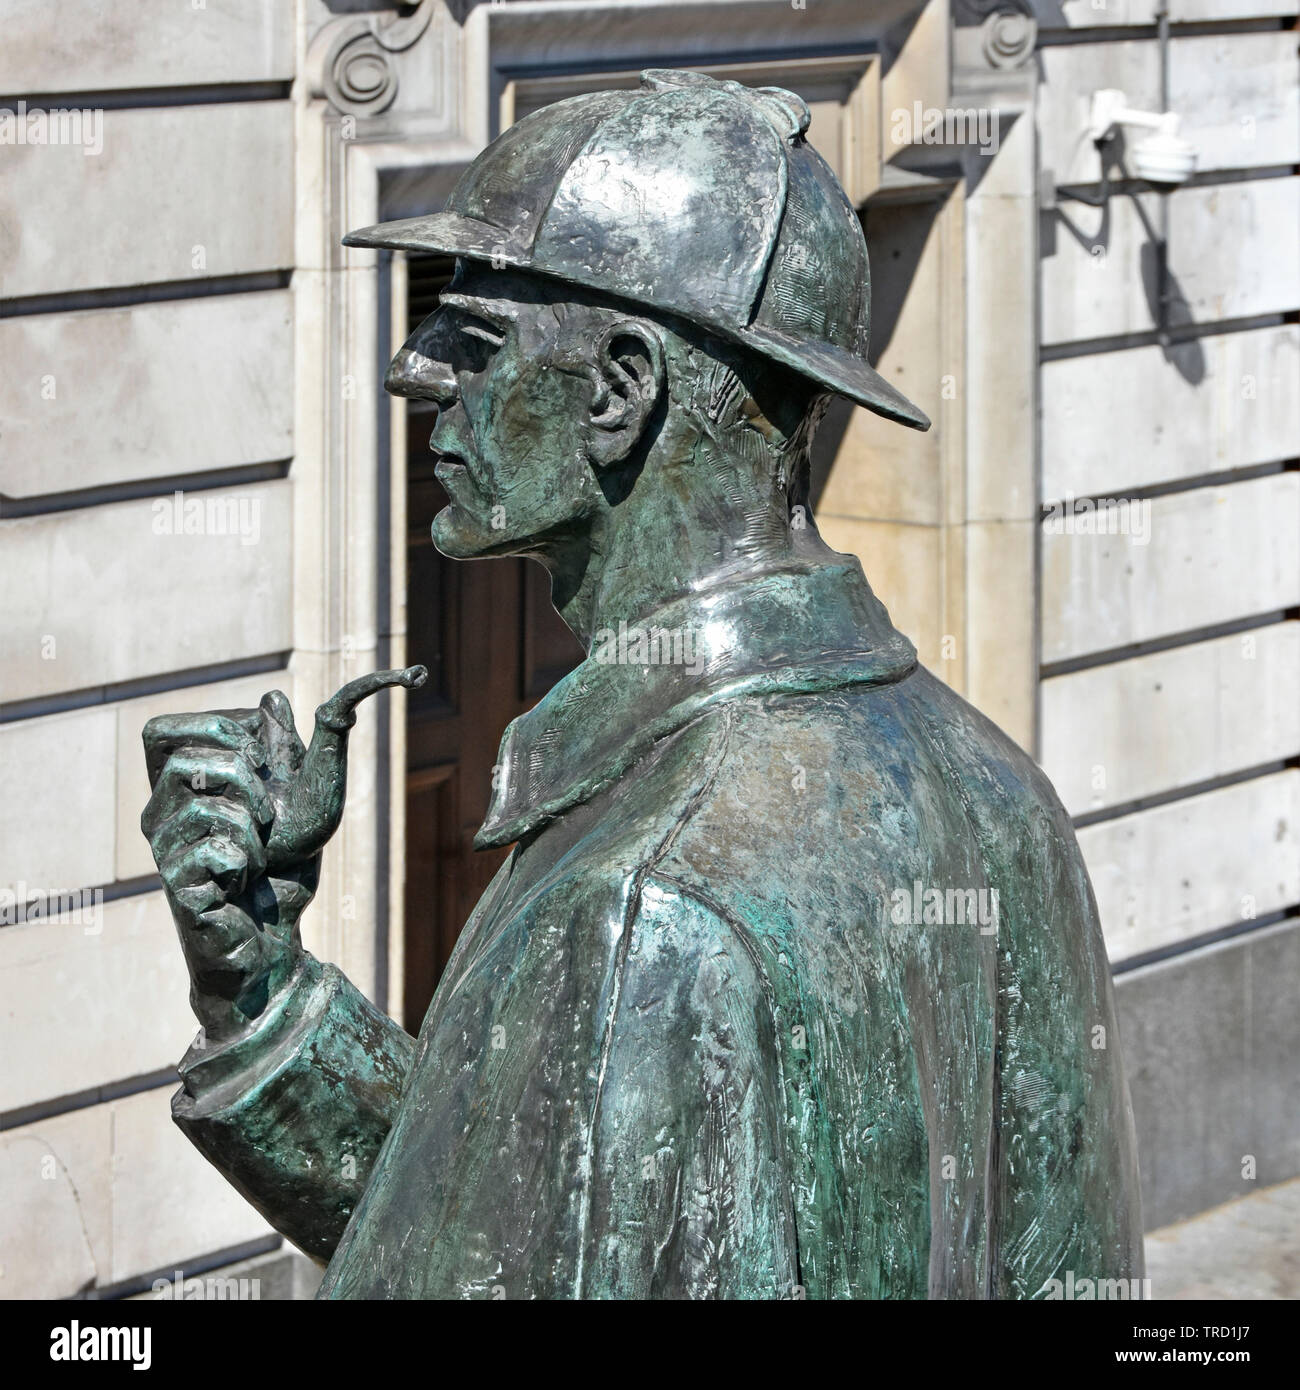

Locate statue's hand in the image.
[141,691,317,1039]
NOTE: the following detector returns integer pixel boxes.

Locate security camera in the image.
[1087,88,1198,186]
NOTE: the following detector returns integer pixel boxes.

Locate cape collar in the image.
[476,558,917,849]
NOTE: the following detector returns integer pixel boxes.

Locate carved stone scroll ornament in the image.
[307,0,436,118]
[982,8,1038,69]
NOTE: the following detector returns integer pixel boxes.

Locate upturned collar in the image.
[476,558,917,849]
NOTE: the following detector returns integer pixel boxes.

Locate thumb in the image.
[258,689,306,777]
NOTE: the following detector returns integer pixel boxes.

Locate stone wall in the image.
[1027,0,1300,1228]
[0,0,296,1298]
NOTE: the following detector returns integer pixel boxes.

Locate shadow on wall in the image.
[809,198,944,509]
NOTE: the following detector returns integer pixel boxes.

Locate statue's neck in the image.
[540,445,833,650]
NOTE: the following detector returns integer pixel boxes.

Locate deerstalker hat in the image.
[344,69,930,430]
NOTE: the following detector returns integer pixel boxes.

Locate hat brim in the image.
[344,213,931,431]
[344,211,529,263]
[738,325,930,430]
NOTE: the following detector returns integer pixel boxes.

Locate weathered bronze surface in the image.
[142,70,1143,1298]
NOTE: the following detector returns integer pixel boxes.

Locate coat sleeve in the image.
[991,798,1146,1299]
[578,876,801,1299]
[171,954,415,1262]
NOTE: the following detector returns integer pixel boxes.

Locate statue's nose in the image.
[384,346,458,405]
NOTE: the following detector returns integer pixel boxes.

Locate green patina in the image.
[142,70,1142,1299]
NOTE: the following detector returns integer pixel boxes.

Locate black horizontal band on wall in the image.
[0,269,292,321]
[0,1066,179,1135]
[1041,608,1300,681]
[1112,906,1300,976]
[1035,15,1294,46]
[72,1234,285,1302]
[0,653,292,726]
[1040,309,1300,364]
[0,459,293,520]
[0,81,291,115]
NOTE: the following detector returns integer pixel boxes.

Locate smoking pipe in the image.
[264,665,427,870]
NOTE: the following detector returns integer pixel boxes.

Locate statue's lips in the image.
[433,456,467,484]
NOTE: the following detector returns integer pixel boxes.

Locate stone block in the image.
[1,291,293,498]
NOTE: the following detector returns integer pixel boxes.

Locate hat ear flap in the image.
[753,86,812,142]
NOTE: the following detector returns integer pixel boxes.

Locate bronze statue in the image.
[141,70,1143,1298]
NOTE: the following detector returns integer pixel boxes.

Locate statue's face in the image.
[386,263,618,560]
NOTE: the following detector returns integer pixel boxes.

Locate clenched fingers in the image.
[163,834,258,906]
[141,748,274,839]
[150,799,267,883]
[142,711,266,788]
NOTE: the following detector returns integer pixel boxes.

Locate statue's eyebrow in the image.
[437,292,517,330]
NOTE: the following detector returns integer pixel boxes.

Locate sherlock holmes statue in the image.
[142,71,1143,1298]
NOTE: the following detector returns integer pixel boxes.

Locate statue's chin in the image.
[430,507,517,560]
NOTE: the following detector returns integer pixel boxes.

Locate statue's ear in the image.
[586,319,665,467]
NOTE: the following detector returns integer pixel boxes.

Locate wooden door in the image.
[402,255,583,1032]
